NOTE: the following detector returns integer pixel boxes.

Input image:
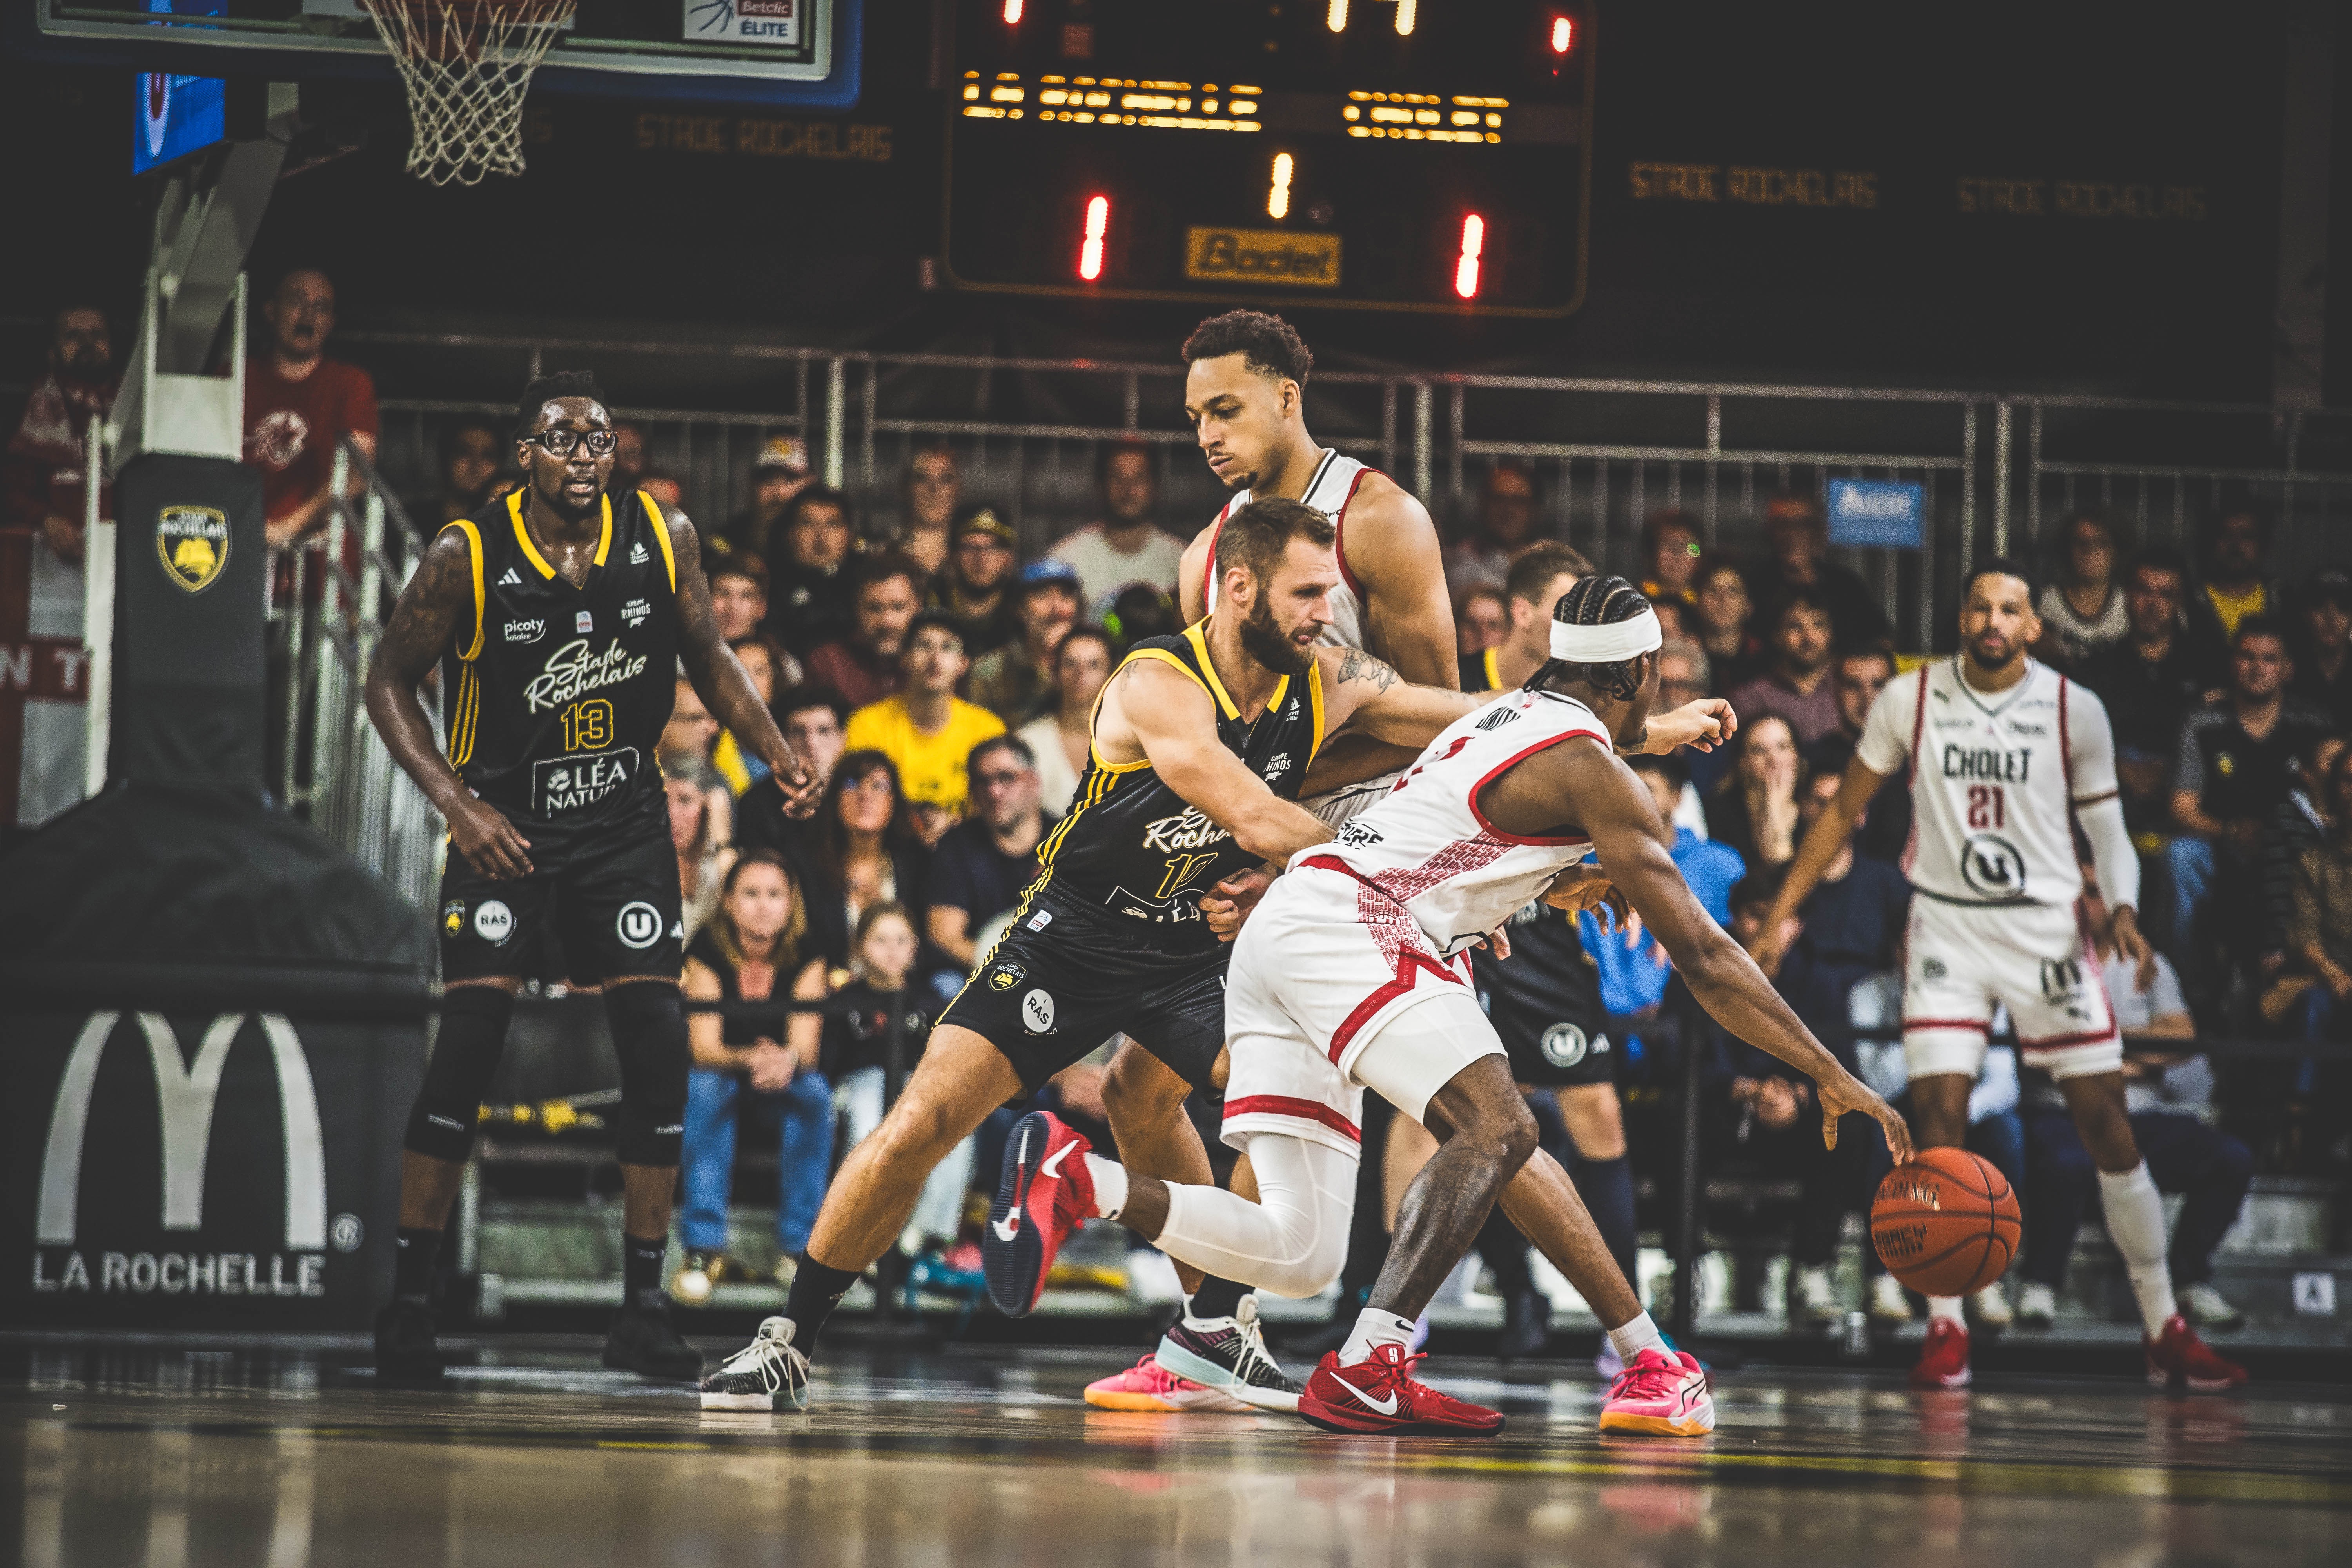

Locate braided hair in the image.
[1529,574,1655,701]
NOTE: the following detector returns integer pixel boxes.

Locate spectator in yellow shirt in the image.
[843,611,1005,843]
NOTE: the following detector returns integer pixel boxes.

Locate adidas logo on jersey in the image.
[1286,699,1300,721]
[498,567,523,586]
[630,540,649,564]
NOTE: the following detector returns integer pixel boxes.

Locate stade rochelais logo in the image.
[29,1012,353,1299]
[524,638,650,713]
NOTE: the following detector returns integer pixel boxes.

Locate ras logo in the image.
[33,1012,333,1298]
[1022,989,1057,1034]
[474,899,515,944]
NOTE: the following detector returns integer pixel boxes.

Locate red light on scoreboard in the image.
[1078,194,1110,281]
[1454,214,1485,299]
[1550,15,1575,53]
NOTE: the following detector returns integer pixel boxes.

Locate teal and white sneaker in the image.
[1154,1296,1304,1413]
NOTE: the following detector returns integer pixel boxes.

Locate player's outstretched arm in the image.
[1320,646,1483,746]
[667,512,817,815]
[1109,658,1334,866]
[1506,742,1913,1161]
[365,527,535,879]
[1622,698,1737,757]
[1748,753,1890,976]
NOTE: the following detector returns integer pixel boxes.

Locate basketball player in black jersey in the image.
[365,372,818,1383]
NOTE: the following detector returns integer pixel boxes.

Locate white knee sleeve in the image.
[1153,1133,1357,1299]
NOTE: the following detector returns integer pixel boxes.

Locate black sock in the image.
[623,1233,669,1313]
[394,1226,442,1303]
[783,1254,862,1353]
[1574,1154,1640,1290]
[1186,1276,1248,1323]
[1474,1209,1535,1299]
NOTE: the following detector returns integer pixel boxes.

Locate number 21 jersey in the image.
[437,488,680,846]
[1855,656,2117,909]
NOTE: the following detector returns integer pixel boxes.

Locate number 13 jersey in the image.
[437,487,680,845]
[1855,656,2117,909]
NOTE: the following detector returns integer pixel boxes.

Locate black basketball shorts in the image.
[938,888,1230,1096]
[438,811,684,987]
[1480,986,1619,1090]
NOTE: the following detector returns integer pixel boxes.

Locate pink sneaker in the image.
[1084,1354,1255,1413]
[1598,1347,1715,1436]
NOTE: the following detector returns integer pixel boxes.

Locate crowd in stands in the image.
[8,286,2339,1337]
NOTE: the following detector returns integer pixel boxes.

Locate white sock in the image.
[2096,1161,2179,1334]
[1337,1308,1416,1367]
[1084,1154,1127,1223]
[1927,1295,1964,1323]
[1607,1310,1668,1364]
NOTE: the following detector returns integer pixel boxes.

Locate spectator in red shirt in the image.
[804,552,921,710]
[241,269,379,546]
[4,305,118,564]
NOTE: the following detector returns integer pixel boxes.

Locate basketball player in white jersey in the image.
[1751,559,2246,1392]
[1083,310,1459,1410]
[1175,309,1457,826]
[992,578,1910,1435]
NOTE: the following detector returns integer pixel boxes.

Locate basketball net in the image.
[359,1,576,187]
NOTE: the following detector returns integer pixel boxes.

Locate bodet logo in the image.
[29,1012,351,1299]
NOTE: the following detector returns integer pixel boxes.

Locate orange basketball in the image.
[1869,1147,2022,1297]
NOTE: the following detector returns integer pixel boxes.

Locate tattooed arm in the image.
[1319,646,1483,748]
[364,528,536,879]
[668,511,818,815]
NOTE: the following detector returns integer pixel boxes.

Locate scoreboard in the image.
[944,2,1592,316]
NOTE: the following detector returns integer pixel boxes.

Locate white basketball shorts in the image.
[1220,859,1505,1159]
[1902,896,2122,1082]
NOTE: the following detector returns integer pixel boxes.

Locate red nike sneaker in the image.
[1910,1317,1972,1389]
[2145,1314,2248,1392]
[983,1111,1096,1318]
[1297,1344,1505,1436]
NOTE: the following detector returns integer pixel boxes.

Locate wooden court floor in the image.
[7,1334,2350,1565]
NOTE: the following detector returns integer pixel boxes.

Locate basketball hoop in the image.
[359,1,576,187]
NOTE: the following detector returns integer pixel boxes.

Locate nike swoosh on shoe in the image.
[1332,1374,1398,1416]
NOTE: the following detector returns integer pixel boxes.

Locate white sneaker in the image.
[2180,1281,2245,1330]
[1967,1281,2013,1331]
[2014,1281,2058,1329]
[1869,1273,1914,1323]
[1790,1264,1842,1325]
[699,1316,811,1411]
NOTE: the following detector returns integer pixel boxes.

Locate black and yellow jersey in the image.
[1461,642,1604,1030]
[1459,646,1506,694]
[1033,620,1324,954]
[437,487,680,838]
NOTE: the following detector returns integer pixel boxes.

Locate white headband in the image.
[1549,607,1663,664]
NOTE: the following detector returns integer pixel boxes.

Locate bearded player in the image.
[366,372,818,1384]
[1082,310,1464,1411]
[990,577,1908,1434]
[1749,559,2246,1393]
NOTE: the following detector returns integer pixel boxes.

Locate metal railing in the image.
[342,330,2352,653]
[268,436,444,908]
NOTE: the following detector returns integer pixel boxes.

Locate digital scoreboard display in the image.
[944,2,1592,315]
